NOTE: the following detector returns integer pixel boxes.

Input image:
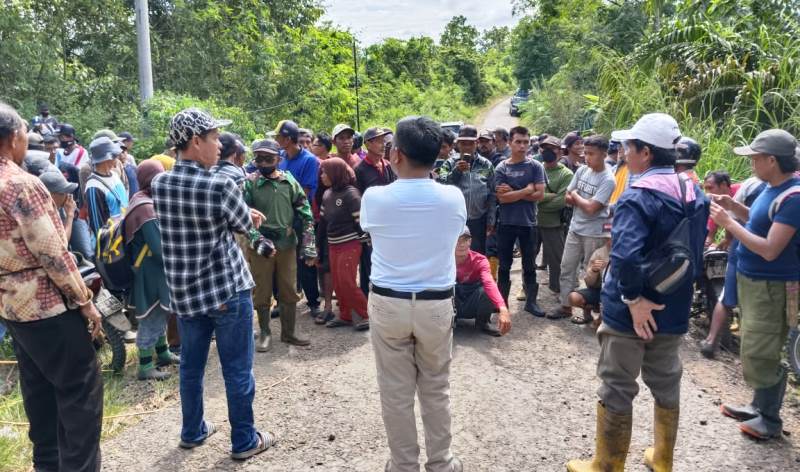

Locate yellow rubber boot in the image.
[644,404,679,472]
[488,256,499,281]
[566,402,632,472]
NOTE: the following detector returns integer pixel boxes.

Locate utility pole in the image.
[134,0,154,105]
[352,38,361,131]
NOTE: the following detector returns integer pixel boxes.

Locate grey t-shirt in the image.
[567,165,616,236]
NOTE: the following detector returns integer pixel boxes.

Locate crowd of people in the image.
[0,98,798,472]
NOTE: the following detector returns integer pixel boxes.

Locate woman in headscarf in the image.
[124,159,180,380]
[319,157,369,330]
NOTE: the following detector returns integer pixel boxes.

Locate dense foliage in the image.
[0,2,512,159]
[511,0,800,180]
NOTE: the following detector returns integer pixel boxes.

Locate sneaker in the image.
[326,318,353,328]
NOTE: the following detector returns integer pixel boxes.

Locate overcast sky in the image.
[321,0,518,45]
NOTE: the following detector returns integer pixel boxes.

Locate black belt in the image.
[371,285,454,300]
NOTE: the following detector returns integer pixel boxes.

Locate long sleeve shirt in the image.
[437,155,496,225]
[456,250,506,310]
[538,163,574,228]
[0,157,92,322]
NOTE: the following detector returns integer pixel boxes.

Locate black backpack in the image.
[641,176,696,295]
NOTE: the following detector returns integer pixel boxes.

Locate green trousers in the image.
[737,273,789,389]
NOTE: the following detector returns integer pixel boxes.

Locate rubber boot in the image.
[523,275,544,317]
[566,402,632,472]
[488,256,499,281]
[720,394,760,422]
[643,404,679,471]
[739,372,787,439]
[256,307,273,353]
[279,303,310,346]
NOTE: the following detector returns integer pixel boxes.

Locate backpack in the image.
[94,196,150,292]
[640,175,696,295]
[767,185,800,222]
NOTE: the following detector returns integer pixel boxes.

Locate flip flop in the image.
[231,430,277,461]
[178,420,217,449]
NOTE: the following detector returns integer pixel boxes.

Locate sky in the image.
[321,0,518,45]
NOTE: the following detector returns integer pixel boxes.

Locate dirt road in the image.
[101,99,799,471]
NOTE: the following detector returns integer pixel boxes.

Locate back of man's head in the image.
[395,116,442,168]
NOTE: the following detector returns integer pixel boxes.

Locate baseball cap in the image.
[540,135,561,148]
[92,129,121,143]
[608,140,621,153]
[118,131,135,142]
[27,132,44,150]
[89,136,122,165]
[24,151,57,176]
[274,120,300,141]
[457,125,479,141]
[611,113,682,150]
[562,131,582,149]
[478,129,494,140]
[169,108,232,148]
[252,139,281,155]
[733,129,800,158]
[332,123,355,140]
[363,127,392,142]
[58,123,76,137]
[39,170,78,194]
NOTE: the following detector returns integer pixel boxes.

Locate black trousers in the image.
[454,282,495,320]
[359,242,372,297]
[466,215,488,255]
[496,224,538,302]
[297,253,320,309]
[6,310,103,472]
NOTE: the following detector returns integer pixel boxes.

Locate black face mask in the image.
[60,140,74,149]
[259,166,276,177]
[541,149,558,163]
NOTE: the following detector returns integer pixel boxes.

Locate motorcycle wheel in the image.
[788,328,800,378]
[101,319,127,374]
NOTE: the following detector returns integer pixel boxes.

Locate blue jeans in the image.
[177,290,258,453]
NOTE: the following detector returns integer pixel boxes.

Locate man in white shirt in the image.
[361,116,467,472]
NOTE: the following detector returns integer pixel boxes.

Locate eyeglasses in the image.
[254,154,277,164]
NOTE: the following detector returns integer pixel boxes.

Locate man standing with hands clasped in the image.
[361,116,468,472]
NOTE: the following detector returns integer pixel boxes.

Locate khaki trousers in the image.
[596,323,683,414]
[247,246,299,311]
[369,292,456,472]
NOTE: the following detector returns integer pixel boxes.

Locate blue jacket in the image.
[601,167,709,335]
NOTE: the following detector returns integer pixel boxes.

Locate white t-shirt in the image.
[361,178,467,292]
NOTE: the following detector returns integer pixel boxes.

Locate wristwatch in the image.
[621,295,642,306]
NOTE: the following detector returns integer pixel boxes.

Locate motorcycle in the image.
[691,249,728,320]
[72,252,130,373]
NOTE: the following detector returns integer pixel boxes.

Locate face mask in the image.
[259,166,276,177]
[541,149,557,163]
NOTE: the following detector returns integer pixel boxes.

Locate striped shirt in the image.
[152,159,255,317]
[320,186,362,245]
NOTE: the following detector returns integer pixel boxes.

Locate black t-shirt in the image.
[355,158,396,194]
[321,185,363,245]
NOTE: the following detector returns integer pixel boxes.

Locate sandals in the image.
[354,319,370,331]
[231,430,277,461]
[178,420,217,449]
[314,310,334,325]
[546,309,571,320]
[571,312,593,325]
[326,318,353,328]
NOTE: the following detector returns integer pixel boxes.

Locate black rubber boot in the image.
[256,307,273,353]
[739,372,787,439]
[523,274,544,317]
[720,397,759,422]
[279,303,310,346]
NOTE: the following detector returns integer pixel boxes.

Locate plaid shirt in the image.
[152,159,255,317]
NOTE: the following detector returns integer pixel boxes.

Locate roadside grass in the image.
[0,337,178,472]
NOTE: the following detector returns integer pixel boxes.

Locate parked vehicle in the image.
[441,121,463,135]
[509,89,529,117]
